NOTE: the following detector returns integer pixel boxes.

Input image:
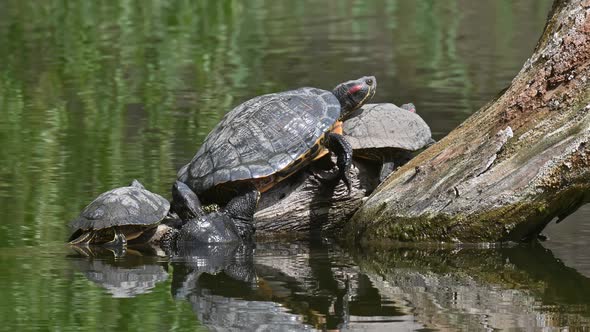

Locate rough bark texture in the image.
[346,0,590,243]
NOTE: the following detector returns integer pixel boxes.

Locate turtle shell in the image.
[343,103,432,152]
[68,180,170,243]
[179,87,341,200]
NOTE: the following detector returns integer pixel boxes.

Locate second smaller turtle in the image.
[343,103,434,182]
[68,180,170,246]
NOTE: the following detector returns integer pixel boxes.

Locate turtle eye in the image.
[365,78,373,86]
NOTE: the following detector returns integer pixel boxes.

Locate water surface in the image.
[3,0,590,330]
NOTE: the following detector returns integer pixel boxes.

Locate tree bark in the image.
[345,0,590,243]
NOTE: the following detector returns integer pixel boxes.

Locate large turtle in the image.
[177,76,377,209]
[343,103,434,182]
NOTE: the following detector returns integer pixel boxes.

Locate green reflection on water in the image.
[0,244,203,331]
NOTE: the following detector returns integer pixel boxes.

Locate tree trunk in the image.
[345,0,590,243]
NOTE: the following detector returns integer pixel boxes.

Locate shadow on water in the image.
[64,240,590,331]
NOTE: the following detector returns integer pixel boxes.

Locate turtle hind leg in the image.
[224,186,260,241]
[104,227,127,247]
[323,132,353,193]
[379,150,415,182]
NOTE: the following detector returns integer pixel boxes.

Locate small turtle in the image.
[68,180,257,248]
[343,103,434,182]
[68,180,171,246]
[177,76,377,210]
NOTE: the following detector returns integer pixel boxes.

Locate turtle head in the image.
[332,76,376,119]
[171,181,205,220]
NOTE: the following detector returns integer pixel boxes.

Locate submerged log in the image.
[346,0,590,243]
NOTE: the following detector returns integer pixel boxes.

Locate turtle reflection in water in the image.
[68,246,170,298]
[177,76,377,212]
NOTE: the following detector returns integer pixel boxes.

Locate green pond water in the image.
[2,0,590,331]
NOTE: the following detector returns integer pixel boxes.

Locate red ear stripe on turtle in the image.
[347,84,362,95]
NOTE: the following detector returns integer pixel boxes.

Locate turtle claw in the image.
[312,169,352,194]
[104,228,127,247]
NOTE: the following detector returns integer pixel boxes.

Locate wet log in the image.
[346,0,590,243]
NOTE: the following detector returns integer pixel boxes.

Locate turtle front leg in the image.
[379,160,396,183]
[379,150,415,183]
[324,132,353,193]
[105,227,127,247]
